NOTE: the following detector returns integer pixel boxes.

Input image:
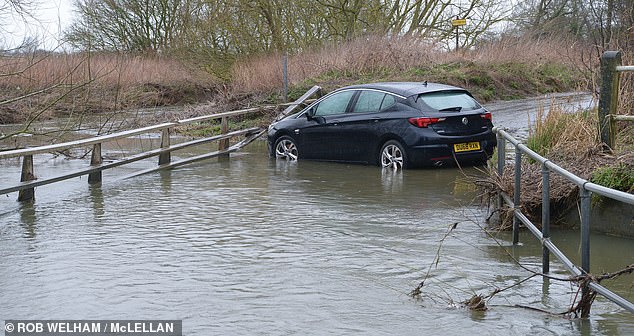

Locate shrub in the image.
[591,163,634,193]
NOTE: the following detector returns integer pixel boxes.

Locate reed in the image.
[527,103,598,158]
[0,52,214,93]
[230,34,584,95]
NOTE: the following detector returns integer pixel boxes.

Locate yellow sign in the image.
[451,19,467,27]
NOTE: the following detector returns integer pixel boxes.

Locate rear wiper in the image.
[438,106,462,112]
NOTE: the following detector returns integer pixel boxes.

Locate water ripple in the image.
[1,142,632,335]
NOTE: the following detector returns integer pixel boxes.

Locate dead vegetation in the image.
[408,214,609,318]
[477,91,633,230]
[0,52,218,126]
[231,34,585,101]
[1,35,588,147]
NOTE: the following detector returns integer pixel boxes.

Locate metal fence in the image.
[494,127,634,313]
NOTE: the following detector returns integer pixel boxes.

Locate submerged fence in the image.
[0,86,322,202]
[494,127,634,314]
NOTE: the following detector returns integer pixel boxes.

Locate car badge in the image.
[461,117,469,125]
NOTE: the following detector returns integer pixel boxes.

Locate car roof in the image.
[337,82,465,97]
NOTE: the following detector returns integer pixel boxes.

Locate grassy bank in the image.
[232,35,586,103]
[474,43,633,229]
[485,104,634,229]
[1,35,587,126]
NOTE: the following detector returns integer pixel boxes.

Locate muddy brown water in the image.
[2,93,634,335]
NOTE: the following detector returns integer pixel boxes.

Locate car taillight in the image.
[408,117,445,128]
[481,112,492,121]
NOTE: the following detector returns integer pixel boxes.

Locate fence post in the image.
[513,147,521,245]
[599,51,621,150]
[283,53,289,103]
[580,189,591,273]
[218,117,230,157]
[17,154,35,202]
[496,133,505,177]
[159,128,171,165]
[496,132,506,222]
[541,163,550,274]
[88,143,103,184]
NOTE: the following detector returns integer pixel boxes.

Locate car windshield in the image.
[415,91,482,112]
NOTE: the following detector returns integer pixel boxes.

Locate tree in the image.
[511,0,634,52]
[66,0,196,52]
[63,0,518,57]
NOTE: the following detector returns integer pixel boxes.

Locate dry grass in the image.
[231,36,437,94]
[483,98,633,229]
[231,34,584,95]
[0,53,218,124]
[0,53,213,90]
[1,34,588,124]
[527,104,598,158]
[469,34,583,66]
[483,103,603,227]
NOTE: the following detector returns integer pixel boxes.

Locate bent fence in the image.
[599,50,634,149]
[495,127,634,315]
[0,86,322,202]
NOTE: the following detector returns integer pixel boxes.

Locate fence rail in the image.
[0,86,322,202]
[494,127,634,314]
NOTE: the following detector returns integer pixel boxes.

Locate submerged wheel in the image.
[274,136,299,161]
[380,140,407,170]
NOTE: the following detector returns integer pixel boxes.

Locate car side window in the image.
[352,91,397,113]
[380,94,396,111]
[353,91,385,113]
[314,91,356,116]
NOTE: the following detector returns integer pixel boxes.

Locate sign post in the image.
[451,18,467,50]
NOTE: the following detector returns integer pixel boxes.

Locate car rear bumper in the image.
[407,136,496,167]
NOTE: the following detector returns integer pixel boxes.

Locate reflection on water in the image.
[380,168,403,193]
[19,203,37,239]
[0,141,633,335]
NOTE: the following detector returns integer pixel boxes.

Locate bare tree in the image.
[66,0,196,52]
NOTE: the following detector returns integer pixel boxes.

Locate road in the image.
[486,92,595,139]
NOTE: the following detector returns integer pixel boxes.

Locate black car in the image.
[267,82,496,169]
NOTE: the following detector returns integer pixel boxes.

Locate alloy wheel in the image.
[381,143,404,170]
[275,138,298,161]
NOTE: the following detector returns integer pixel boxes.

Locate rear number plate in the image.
[454,142,481,153]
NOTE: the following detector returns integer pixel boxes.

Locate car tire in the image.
[274,136,299,161]
[379,140,407,170]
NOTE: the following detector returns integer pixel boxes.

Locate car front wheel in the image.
[380,140,407,170]
[274,136,299,161]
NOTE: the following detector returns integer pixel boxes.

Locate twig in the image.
[410,221,459,298]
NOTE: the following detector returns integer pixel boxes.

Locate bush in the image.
[591,163,634,193]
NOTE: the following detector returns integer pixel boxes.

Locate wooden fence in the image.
[0,86,322,202]
[599,51,634,149]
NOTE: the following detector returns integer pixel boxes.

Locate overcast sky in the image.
[4,0,74,49]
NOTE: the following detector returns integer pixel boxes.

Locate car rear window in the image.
[415,91,482,111]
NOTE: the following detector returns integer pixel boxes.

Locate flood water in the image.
[1,93,634,335]
[1,140,633,335]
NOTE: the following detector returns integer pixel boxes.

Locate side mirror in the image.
[305,107,316,120]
